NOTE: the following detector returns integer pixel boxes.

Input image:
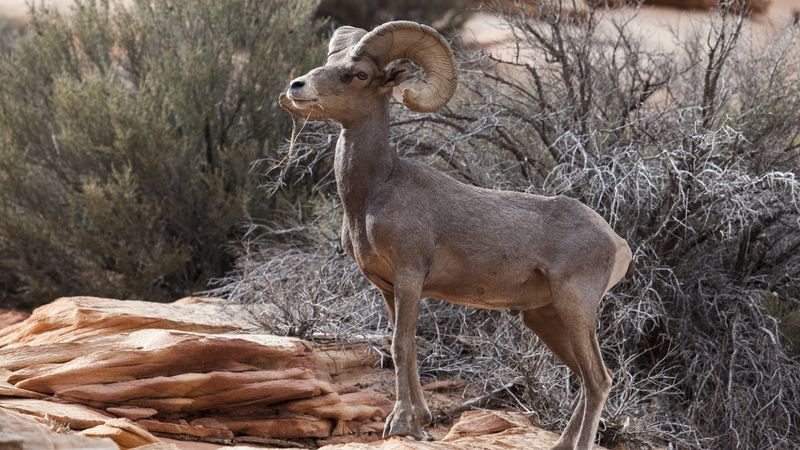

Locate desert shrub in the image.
[0,0,326,309]
[213,2,800,449]
[0,16,23,52]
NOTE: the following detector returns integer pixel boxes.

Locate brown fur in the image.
[279,21,633,450]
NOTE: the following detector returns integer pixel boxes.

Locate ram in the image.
[279,21,633,450]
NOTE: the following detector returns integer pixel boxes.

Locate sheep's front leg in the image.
[381,287,430,425]
[383,271,426,440]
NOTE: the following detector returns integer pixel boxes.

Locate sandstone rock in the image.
[316,431,383,447]
[80,418,161,449]
[441,409,533,441]
[0,407,118,450]
[314,342,384,379]
[139,418,235,440]
[55,369,327,413]
[0,398,113,430]
[217,414,334,439]
[6,330,316,393]
[0,296,609,449]
[127,446,177,450]
[153,438,277,450]
[0,308,29,330]
[105,406,158,420]
[188,417,229,430]
[0,296,389,447]
[0,339,114,372]
[340,391,394,417]
[0,296,248,348]
[318,409,607,450]
[276,391,387,422]
[0,370,46,398]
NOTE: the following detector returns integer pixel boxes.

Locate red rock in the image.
[217,415,333,439]
[317,430,382,447]
[106,406,158,420]
[0,297,247,348]
[8,329,314,393]
[314,342,381,380]
[55,369,320,411]
[441,409,533,441]
[188,417,228,429]
[332,384,360,394]
[276,390,389,421]
[0,296,391,446]
[0,309,29,330]
[0,370,46,399]
[305,403,385,422]
[0,339,113,372]
[80,417,161,449]
[119,397,194,414]
[317,409,608,449]
[340,391,394,417]
[276,392,342,413]
[0,398,113,430]
[0,407,118,450]
[139,418,235,440]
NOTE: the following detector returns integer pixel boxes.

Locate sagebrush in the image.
[0,0,325,308]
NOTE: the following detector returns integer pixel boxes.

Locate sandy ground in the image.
[1,0,69,19]
[3,1,797,50]
[0,0,137,20]
[463,0,799,57]
[2,0,797,21]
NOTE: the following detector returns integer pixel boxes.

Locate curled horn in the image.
[350,21,457,113]
[328,26,366,62]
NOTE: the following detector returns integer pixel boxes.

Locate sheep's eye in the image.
[355,72,368,80]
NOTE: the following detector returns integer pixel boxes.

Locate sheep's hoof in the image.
[415,403,432,425]
[383,409,426,440]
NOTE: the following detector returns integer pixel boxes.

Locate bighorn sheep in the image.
[279,21,633,450]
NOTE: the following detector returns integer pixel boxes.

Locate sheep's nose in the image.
[290,79,305,90]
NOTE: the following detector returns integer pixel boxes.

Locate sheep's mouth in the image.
[278,93,324,120]
[286,95,318,106]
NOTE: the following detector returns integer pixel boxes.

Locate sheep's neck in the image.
[334,106,395,221]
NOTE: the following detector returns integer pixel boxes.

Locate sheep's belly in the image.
[422,269,552,311]
[419,245,552,310]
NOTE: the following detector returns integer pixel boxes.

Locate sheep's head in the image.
[280,21,457,124]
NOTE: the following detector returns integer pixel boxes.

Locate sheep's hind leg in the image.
[524,286,612,450]
[522,304,584,450]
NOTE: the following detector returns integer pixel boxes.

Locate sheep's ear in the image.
[382,60,412,87]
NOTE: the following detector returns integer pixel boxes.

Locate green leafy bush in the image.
[0,0,325,309]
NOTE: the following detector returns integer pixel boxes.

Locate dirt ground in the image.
[3,0,797,52]
[462,0,799,56]
[3,0,797,22]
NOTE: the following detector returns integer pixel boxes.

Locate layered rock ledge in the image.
[0,297,608,449]
[0,297,390,449]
